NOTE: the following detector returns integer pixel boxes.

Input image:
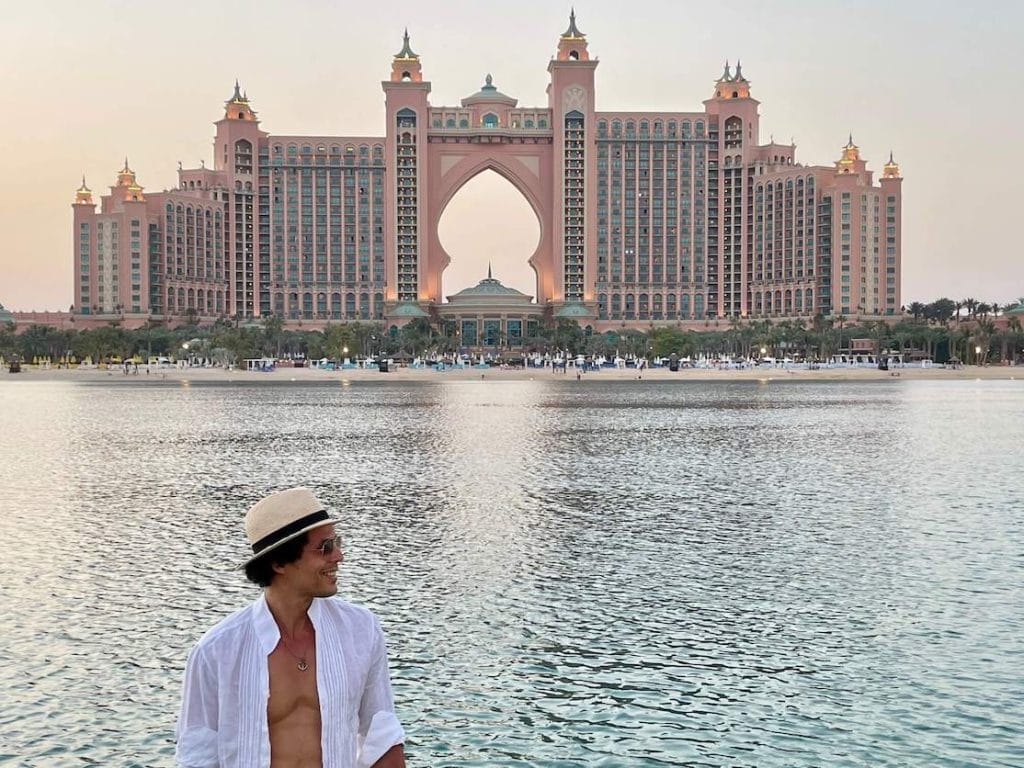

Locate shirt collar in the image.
[253,593,326,655]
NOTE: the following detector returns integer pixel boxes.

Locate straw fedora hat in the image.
[241,487,340,567]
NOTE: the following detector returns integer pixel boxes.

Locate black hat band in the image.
[252,509,329,555]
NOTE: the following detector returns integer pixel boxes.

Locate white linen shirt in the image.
[176,594,404,768]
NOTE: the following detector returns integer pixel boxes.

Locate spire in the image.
[227,80,249,104]
[719,60,732,82]
[883,150,901,179]
[488,262,493,280]
[116,158,136,187]
[75,175,93,205]
[224,81,256,120]
[394,28,418,59]
[734,60,744,81]
[836,134,864,172]
[562,8,585,38]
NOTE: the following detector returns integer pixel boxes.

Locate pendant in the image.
[297,659,308,672]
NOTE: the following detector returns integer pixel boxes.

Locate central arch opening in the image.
[438,170,539,302]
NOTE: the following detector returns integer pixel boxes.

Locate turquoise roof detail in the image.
[1005,299,1024,315]
[450,275,527,298]
[392,302,429,317]
[461,74,517,107]
[554,302,592,318]
[0,302,13,324]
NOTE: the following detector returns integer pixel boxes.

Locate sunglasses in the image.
[313,536,344,557]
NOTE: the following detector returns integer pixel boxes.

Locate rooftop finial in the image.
[562,7,584,37]
[734,59,744,81]
[485,73,493,87]
[232,80,242,100]
[488,262,493,280]
[720,60,732,82]
[889,150,894,163]
[847,133,855,147]
[123,157,130,172]
[395,27,418,59]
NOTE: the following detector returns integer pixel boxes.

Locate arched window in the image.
[482,113,498,128]
[568,50,579,61]
[446,118,455,128]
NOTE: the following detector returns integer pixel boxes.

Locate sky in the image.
[1,0,1021,311]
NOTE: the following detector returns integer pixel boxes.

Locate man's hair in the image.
[243,532,309,587]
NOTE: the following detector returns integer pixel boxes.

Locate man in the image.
[176,487,406,767]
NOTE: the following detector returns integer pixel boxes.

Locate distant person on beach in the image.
[176,487,406,767]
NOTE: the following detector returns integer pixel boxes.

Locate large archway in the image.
[437,170,540,301]
[421,142,555,307]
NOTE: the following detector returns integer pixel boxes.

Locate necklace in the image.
[278,633,311,672]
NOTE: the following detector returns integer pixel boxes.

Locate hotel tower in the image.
[72,12,902,333]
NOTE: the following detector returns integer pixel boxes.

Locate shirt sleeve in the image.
[356,619,405,768]
[175,642,220,768]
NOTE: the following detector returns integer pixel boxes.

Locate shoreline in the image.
[3,364,1021,384]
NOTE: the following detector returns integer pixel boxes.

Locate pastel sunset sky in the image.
[1,0,1021,310]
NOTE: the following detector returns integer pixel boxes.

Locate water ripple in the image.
[0,379,1022,766]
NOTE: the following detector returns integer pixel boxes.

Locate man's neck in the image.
[264,586,314,639]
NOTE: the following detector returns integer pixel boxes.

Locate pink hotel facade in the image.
[71,13,903,332]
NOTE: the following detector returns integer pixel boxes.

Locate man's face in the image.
[278,523,344,598]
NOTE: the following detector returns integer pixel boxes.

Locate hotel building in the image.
[71,12,902,334]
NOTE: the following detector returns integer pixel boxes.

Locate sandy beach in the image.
[4,363,1021,384]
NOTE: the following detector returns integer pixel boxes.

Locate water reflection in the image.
[0,379,1022,766]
